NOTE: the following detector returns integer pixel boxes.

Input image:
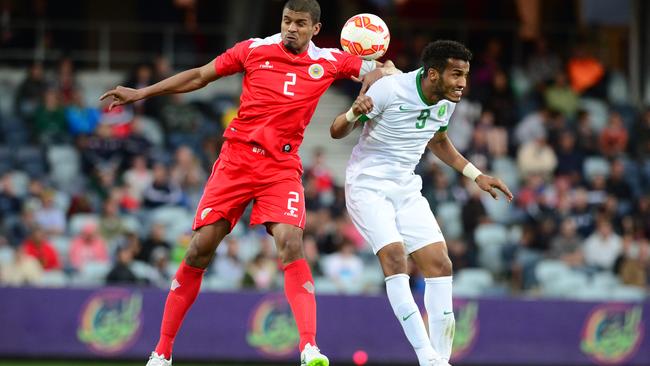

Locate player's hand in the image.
[475,174,513,202]
[352,94,373,115]
[99,86,141,111]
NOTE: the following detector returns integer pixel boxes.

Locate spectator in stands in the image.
[142,163,184,208]
[574,109,599,156]
[161,94,201,146]
[322,239,364,294]
[151,246,174,288]
[55,58,79,105]
[600,112,629,158]
[65,89,101,136]
[569,188,596,238]
[124,63,155,116]
[617,238,648,288]
[213,236,245,288]
[549,218,584,268]
[106,243,139,285]
[137,223,171,264]
[69,221,109,272]
[514,108,550,146]
[21,226,61,271]
[123,155,153,203]
[33,88,68,144]
[170,145,207,208]
[606,159,633,205]
[303,234,323,277]
[0,173,22,223]
[79,122,124,172]
[554,130,584,183]
[0,246,43,286]
[305,147,335,199]
[243,248,279,290]
[98,198,128,245]
[14,62,47,120]
[517,130,557,179]
[34,189,66,236]
[485,70,516,128]
[583,219,622,271]
[545,72,579,119]
[526,38,561,85]
[633,108,650,158]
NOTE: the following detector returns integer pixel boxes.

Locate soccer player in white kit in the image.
[330,40,513,366]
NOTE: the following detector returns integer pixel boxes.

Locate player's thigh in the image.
[193,153,254,231]
[345,183,402,254]
[251,176,306,229]
[394,193,445,254]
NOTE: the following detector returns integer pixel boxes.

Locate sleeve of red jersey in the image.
[335,51,364,80]
[213,40,254,77]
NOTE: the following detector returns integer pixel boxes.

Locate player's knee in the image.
[422,255,453,277]
[378,245,407,276]
[278,237,305,264]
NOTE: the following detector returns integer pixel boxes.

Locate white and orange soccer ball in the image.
[340,13,390,60]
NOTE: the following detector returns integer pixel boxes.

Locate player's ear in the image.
[428,68,440,82]
[312,22,321,36]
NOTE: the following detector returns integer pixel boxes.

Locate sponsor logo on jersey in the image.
[581,304,643,365]
[308,64,324,79]
[260,60,274,69]
[398,105,413,111]
[247,294,299,357]
[77,288,143,355]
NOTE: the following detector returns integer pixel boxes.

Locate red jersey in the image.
[214,33,363,166]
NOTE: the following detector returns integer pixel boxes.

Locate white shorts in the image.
[345,173,445,254]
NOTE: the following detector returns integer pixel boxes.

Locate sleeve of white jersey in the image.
[358,76,394,122]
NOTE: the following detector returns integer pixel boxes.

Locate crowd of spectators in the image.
[0,33,648,300]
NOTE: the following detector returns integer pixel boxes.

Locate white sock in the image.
[386,274,438,365]
[424,276,455,361]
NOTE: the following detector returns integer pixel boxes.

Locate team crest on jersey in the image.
[308,64,324,79]
[438,104,447,118]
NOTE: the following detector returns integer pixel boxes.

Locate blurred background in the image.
[0,0,649,365]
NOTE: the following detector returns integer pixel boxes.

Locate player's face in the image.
[434,58,470,102]
[281,8,321,54]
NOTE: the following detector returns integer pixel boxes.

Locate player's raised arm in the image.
[330,94,372,139]
[428,130,513,201]
[99,60,220,110]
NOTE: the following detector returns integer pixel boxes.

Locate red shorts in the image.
[192,140,306,231]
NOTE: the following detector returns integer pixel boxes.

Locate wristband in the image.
[345,108,360,123]
[462,163,482,181]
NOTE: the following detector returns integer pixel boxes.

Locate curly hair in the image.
[421,40,472,74]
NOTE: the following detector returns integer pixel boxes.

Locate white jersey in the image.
[346,68,456,181]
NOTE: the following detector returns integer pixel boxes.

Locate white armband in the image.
[345,108,360,123]
[462,163,482,181]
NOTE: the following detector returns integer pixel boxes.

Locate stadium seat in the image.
[578,98,608,132]
[610,285,647,301]
[436,202,462,240]
[137,116,165,146]
[454,268,494,292]
[534,259,571,285]
[541,269,589,298]
[9,171,30,198]
[492,157,520,193]
[47,145,81,190]
[474,223,509,274]
[68,213,100,236]
[15,145,47,178]
[150,206,193,243]
[482,194,512,224]
[71,261,111,287]
[37,270,69,288]
[0,145,13,174]
[583,156,610,182]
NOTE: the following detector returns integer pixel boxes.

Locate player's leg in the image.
[377,243,440,366]
[410,243,454,363]
[396,187,454,364]
[152,220,231,362]
[251,175,327,366]
[149,142,254,365]
[346,182,438,366]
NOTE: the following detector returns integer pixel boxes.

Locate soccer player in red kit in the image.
[100,1,396,365]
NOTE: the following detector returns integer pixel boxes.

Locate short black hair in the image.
[421,40,472,74]
[284,0,321,24]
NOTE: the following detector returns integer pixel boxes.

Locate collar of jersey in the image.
[279,42,309,59]
[415,68,435,106]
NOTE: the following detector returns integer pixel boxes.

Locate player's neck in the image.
[420,77,440,105]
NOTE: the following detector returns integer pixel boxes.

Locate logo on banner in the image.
[450,300,479,361]
[581,304,644,365]
[77,288,143,355]
[247,294,299,357]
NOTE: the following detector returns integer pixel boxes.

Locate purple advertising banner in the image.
[0,287,648,365]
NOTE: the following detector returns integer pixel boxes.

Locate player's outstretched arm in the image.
[330,94,373,139]
[100,60,220,110]
[428,130,513,201]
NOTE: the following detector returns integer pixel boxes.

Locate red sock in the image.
[154,260,205,359]
[283,258,317,351]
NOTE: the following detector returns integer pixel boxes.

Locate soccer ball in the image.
[340,13,390,60]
